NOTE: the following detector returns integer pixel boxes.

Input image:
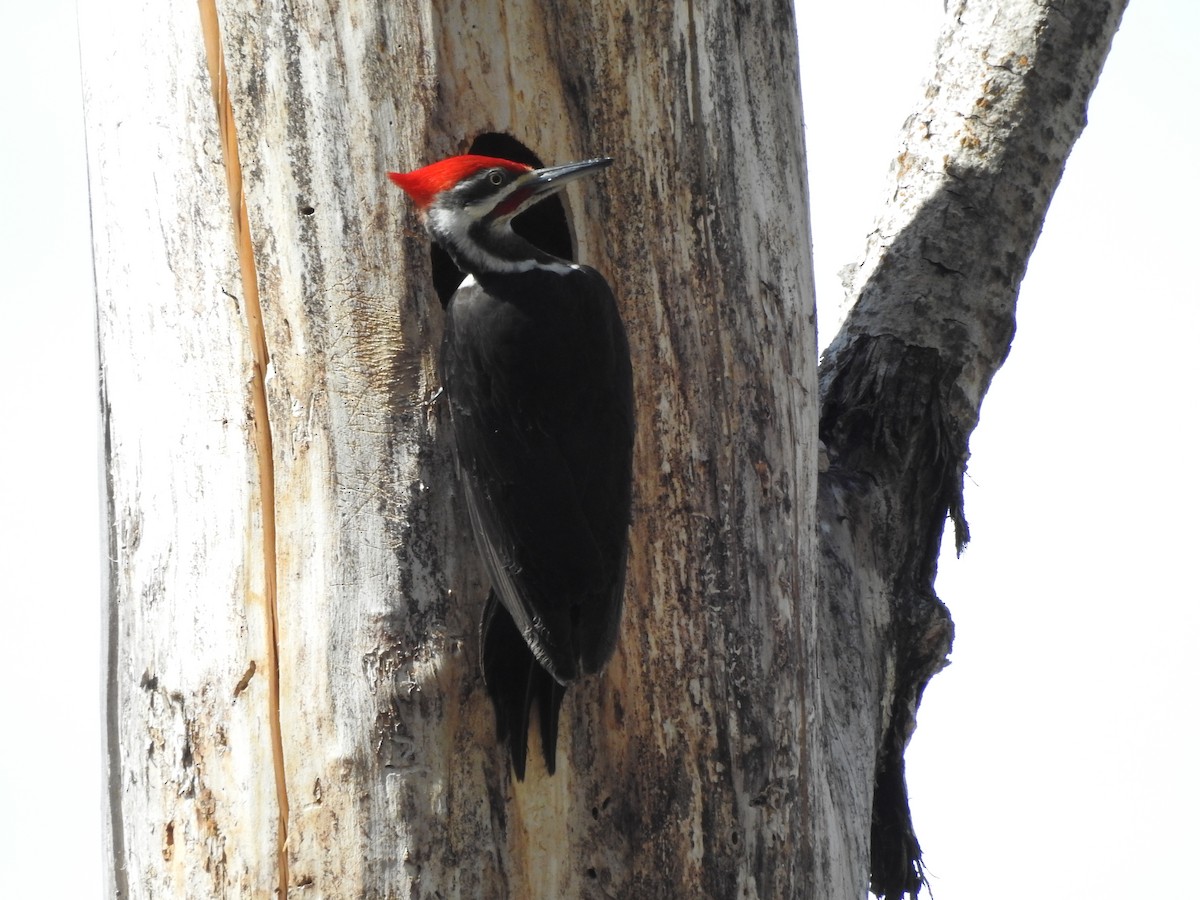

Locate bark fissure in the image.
[197,3,290,895]
[86,30,130,880]
[100,385,130,900]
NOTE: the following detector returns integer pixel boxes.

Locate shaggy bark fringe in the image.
[820,335,962,899]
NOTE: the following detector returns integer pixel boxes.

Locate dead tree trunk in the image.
[83,0,1124,897]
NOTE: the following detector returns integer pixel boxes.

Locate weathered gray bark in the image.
[84,0,1124,897]
[816,1,1128,897]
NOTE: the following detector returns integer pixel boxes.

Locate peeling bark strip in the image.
[817,0,1128,897]
[197,3,290,895]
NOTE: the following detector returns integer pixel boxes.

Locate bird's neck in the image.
[428,211,576,277]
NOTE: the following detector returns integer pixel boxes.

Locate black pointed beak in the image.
[489,157,612,222]
[525,157,613,198]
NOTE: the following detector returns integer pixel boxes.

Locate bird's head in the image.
[389,154,612,275]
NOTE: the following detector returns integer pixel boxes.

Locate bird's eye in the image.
[488,170,504,186]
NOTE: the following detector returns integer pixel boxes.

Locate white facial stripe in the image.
[427,204,476,234]
[427,189,581,277]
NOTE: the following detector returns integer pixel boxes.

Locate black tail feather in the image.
[537,671,566,776]
[481,590,567,779]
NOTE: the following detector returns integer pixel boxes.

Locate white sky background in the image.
[0,1,1195,897]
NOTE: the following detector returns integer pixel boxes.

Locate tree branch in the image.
[815,0,1128,896]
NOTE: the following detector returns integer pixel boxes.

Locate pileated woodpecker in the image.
[389,154,634,778]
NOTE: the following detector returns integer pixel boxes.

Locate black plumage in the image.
[443,267,633,777]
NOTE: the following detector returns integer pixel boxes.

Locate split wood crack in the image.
[198,3,291,895]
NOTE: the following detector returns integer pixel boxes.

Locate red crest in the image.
[388,155,532,209]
